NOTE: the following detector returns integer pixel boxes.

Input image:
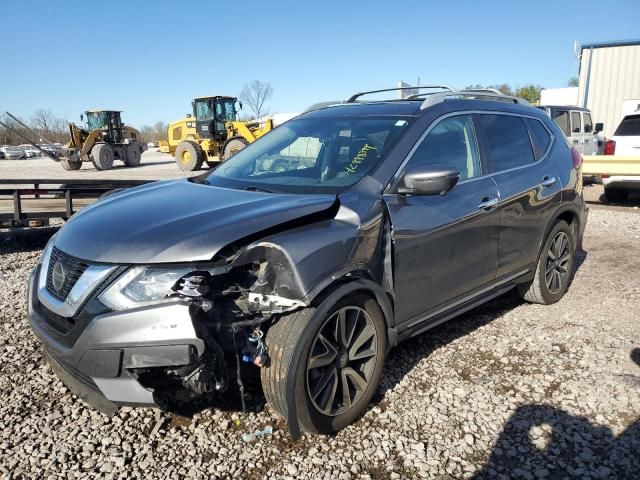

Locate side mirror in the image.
[594,122,604,134]
[80,114,84,122]
[239,102,243,110]
[395,165,460,196]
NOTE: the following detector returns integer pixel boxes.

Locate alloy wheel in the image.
[545,231,571,294]
[306,306,378,416]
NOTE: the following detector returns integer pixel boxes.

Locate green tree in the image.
[567,76,579,87]
[515,84,543,103]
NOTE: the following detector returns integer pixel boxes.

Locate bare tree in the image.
[239,80,273,119]
[31,109,56,132]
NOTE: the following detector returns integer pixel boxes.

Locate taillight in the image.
[570,147,582,169]
[603,140,616,155]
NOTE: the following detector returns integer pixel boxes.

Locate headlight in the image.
[99,266,192,311]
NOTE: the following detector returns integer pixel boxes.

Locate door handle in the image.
[477,196,499,210]
[541,176,557,187]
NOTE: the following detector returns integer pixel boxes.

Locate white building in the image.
[577,39,640,137]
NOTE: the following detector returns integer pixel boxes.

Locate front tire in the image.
[175,141,204,171]
[60,159,81,171]
[222,137,248,161]
[262,292,386,434]
[90,143,114,170]
[124,145,141,167]
[518,220,575,305]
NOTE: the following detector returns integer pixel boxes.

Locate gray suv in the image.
[28,86,588,435]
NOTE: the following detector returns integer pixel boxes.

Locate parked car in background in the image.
[20,144,40,158]
[537,106,604,155]
[39,144,59,157]
[0,150,5,160]
[0,145,26,159]
[601,112,640,202]
[28,87,588,434]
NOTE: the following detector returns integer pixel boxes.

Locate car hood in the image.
[54,179,338,264]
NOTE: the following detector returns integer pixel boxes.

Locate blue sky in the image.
[1,0,639,128]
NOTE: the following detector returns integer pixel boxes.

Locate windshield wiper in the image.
[244,185,275,193]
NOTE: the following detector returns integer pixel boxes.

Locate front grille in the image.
[46,247,89,301]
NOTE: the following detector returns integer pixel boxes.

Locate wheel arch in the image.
[305,271,396,348]
[537,205,581,261]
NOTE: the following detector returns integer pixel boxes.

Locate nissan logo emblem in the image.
[51,261,67,292]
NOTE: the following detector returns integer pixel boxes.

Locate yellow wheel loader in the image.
[2,110,147,171]
[159,96,273,171]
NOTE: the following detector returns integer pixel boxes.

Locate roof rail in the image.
[346,85,456,103]
[420,89,529,109]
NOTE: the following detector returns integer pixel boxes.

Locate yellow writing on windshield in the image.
[344,144,377,175]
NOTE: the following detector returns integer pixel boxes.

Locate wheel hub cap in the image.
[545,231,570,294]
[306,306,378,417]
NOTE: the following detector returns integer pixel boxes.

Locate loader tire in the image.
[124,145,141,167]
[90,143,115,170]
[175,141,204,171]
[222,137,249,161]
[60,159,82,171]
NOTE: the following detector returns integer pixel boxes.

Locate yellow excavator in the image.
[2,110,146,171]
[160,96,273,171]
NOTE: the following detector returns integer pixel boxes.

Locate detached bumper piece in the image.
[44,351,119,416]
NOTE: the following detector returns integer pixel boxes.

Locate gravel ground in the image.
[1,206,639,479]
[0,150,197,181]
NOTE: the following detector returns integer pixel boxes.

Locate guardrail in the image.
[582,155,640,176]
[0,179,151,228]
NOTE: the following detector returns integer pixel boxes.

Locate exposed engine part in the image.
[181,362,227,394]
[241,327,269,367]
[247,292,305,314]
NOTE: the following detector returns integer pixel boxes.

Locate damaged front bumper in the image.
[28,265,206,413]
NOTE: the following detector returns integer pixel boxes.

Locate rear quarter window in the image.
[475,114,535,173]
[614,115,640,136]
[524,118,552,160]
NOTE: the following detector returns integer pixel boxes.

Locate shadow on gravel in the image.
[596,191,640,208]
[472,348,640,479]
[0,226,58,254]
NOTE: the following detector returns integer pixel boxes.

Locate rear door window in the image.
[571,112,582,134]
[551,109,570,136]
[614,115,640,136]
[475,114,535,173]
[524,118,552,160]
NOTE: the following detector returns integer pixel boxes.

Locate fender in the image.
[536,203,583,261]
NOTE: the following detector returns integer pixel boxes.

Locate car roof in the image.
[301,97,543,119]
[537,105,590,112]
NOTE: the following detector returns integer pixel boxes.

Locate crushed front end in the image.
[27,237,307,414]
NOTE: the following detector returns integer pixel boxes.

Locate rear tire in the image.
[90,143,114,170]
[261,292,386,434]
[517,220,575,305]
[604,187,629,203]
[222,137,248,161]
[124,145,141,167]
[60,159,81,171]
[175,141,204,171]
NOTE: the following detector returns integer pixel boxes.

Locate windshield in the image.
[206,115,412,194]
[216,98,237,121]
[195,99,214,121]
[614,115,640,136]
[87,112,108,130]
